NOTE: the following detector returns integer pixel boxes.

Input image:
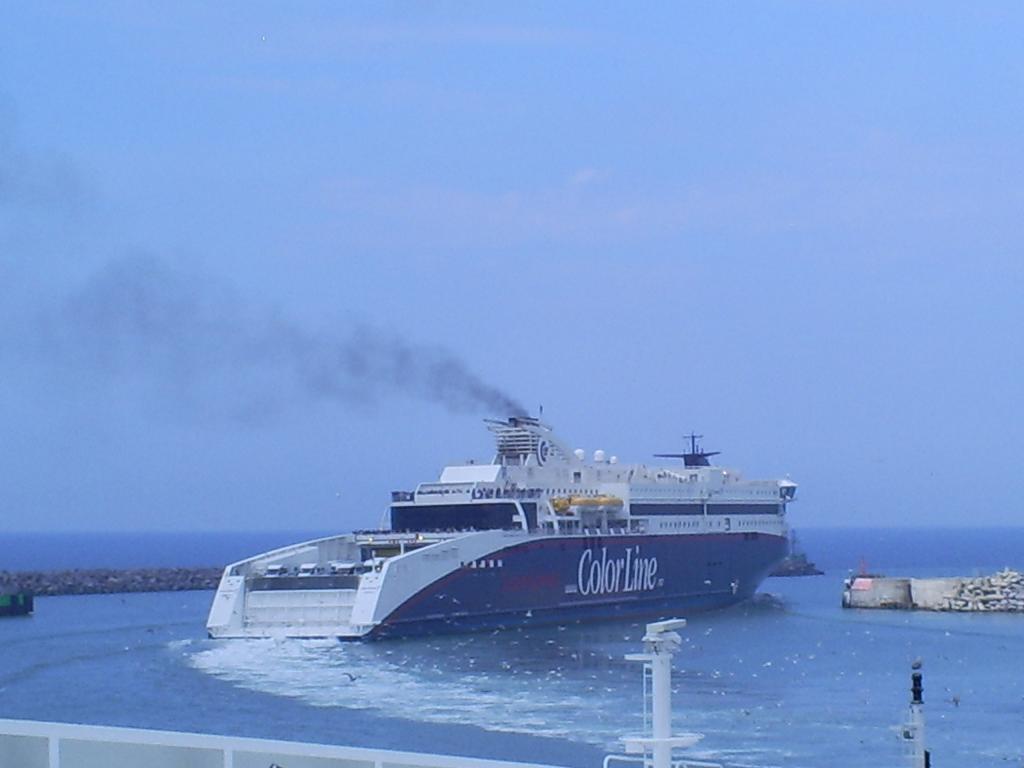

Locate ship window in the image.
[630,503,703,516]
[390,502,516,532]
[707,503,774,515]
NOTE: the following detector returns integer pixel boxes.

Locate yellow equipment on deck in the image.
[550,495,624,515]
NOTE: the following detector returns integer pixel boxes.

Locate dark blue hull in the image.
[369,531,787,639]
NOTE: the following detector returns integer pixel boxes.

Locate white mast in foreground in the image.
[611,619,720,768]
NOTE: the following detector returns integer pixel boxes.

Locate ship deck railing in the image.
[0,718,567,768]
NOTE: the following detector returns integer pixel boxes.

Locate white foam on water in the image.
[186,638,602,743]
[183,637,794,765]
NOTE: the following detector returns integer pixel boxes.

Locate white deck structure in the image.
[0,719,564,768]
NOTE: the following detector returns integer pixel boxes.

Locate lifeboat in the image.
[550,495,624,515]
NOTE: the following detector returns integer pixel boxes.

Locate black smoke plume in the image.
[37,255,528,420]
[2,99,525,421]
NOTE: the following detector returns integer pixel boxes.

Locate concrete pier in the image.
[843,569,1024,612]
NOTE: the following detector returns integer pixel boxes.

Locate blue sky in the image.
[2,3,1022,531]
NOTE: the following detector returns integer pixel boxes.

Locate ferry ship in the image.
[207,417,795,639]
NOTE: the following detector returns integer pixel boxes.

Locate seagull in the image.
[340,672,358,682]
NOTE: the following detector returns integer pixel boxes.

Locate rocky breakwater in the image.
[0,567,223,597]
[946,568,1024,612]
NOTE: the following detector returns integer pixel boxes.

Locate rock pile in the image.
[772,552,824,577]
[0,567,223,597]
[947,569,1024,612]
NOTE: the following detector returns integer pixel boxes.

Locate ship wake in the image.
[186,636,601,743]
[183,628,792,765]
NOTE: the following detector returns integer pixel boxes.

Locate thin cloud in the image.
[319,132,1024,250]
[279,20,584,49]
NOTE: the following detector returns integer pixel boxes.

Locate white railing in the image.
[0,719,564,768]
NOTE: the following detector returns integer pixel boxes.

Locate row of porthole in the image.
[655,517,774,528]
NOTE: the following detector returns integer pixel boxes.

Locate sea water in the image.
[1,528,1022,768]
